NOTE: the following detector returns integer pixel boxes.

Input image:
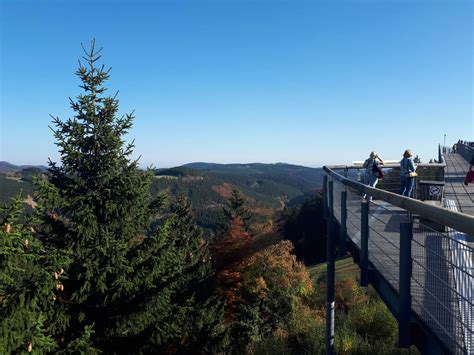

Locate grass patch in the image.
[307,256,359,284]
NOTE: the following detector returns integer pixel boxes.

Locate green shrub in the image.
[285,300,325,355]
[348,300,397,343]
[251,334,290,355]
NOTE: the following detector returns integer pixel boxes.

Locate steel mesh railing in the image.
[367,201,409,291]
[332,178,343,223]
[411,221,473,354]
[325,167,474,354]
[456,143,474,164]
[334,165,444,198]
[346,186,363,248]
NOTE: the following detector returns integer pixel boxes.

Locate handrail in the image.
[456,142,474,164]
[323,166,474,237]
[328,162,445,170]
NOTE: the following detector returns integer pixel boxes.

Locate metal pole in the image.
[323,175,328,219]
[340,190,347,256]
[326,180,335,355]
[360,200,369,287]
[399,222,413,347]
[444,134,446,147]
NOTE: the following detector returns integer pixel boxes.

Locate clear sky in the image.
[1,0,472,168]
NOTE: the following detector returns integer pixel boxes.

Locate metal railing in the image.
[323,164,474,354]
[329,162,445,199]
[456,142,474,164]
[442,145,455,155]
[411,222,474,353]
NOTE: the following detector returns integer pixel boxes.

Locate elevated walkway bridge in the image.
[323,142,474,354]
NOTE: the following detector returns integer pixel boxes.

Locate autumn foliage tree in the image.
[211,188,255,326]
[231,241,313,348]
[212,216,252,271]
[213,189,315,352]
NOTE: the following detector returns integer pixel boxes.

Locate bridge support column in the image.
[360,201,369,287]
[326,180,335,355]
[339,190,347,256]
[399,222,413,347]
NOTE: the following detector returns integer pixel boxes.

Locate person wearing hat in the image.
[400,149,417,197]
[362,151,384,200]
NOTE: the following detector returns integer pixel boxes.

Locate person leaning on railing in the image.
[400,149,417,197]
[362,151,384,201]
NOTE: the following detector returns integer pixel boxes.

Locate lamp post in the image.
[444,134,446,147]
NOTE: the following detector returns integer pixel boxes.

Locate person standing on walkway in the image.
[400,149,417,197]
[362,151,384,200]
[464,156,474,185]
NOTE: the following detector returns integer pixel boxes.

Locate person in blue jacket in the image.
[400,149,417,197]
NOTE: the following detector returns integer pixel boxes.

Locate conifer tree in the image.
[0,197,68,353]
[278,193,326,263]
[166,196,228,353]
[35,40,220,352]
[223,188,253,232]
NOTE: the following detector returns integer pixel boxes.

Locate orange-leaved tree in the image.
[212,215,252,321]
[230,240,313,348]
[212,216,252,270]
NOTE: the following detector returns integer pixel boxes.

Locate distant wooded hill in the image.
[0,161,324,234]
[0,161,48,173]
[153,163,324,234]
[0,163,46,206]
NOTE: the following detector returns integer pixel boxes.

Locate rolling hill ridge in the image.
[1,161,324,235]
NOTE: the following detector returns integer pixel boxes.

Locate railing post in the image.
[323,175,328,219]
[326,180,335,355]
[339,190,347,256]
[399,222,413,347]
[360,200,369,287]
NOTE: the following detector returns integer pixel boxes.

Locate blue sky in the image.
[1,0,472,168]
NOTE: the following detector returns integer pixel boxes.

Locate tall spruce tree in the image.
[166,196,228,353]
[35,41,222,353]
[223,188,253,232]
